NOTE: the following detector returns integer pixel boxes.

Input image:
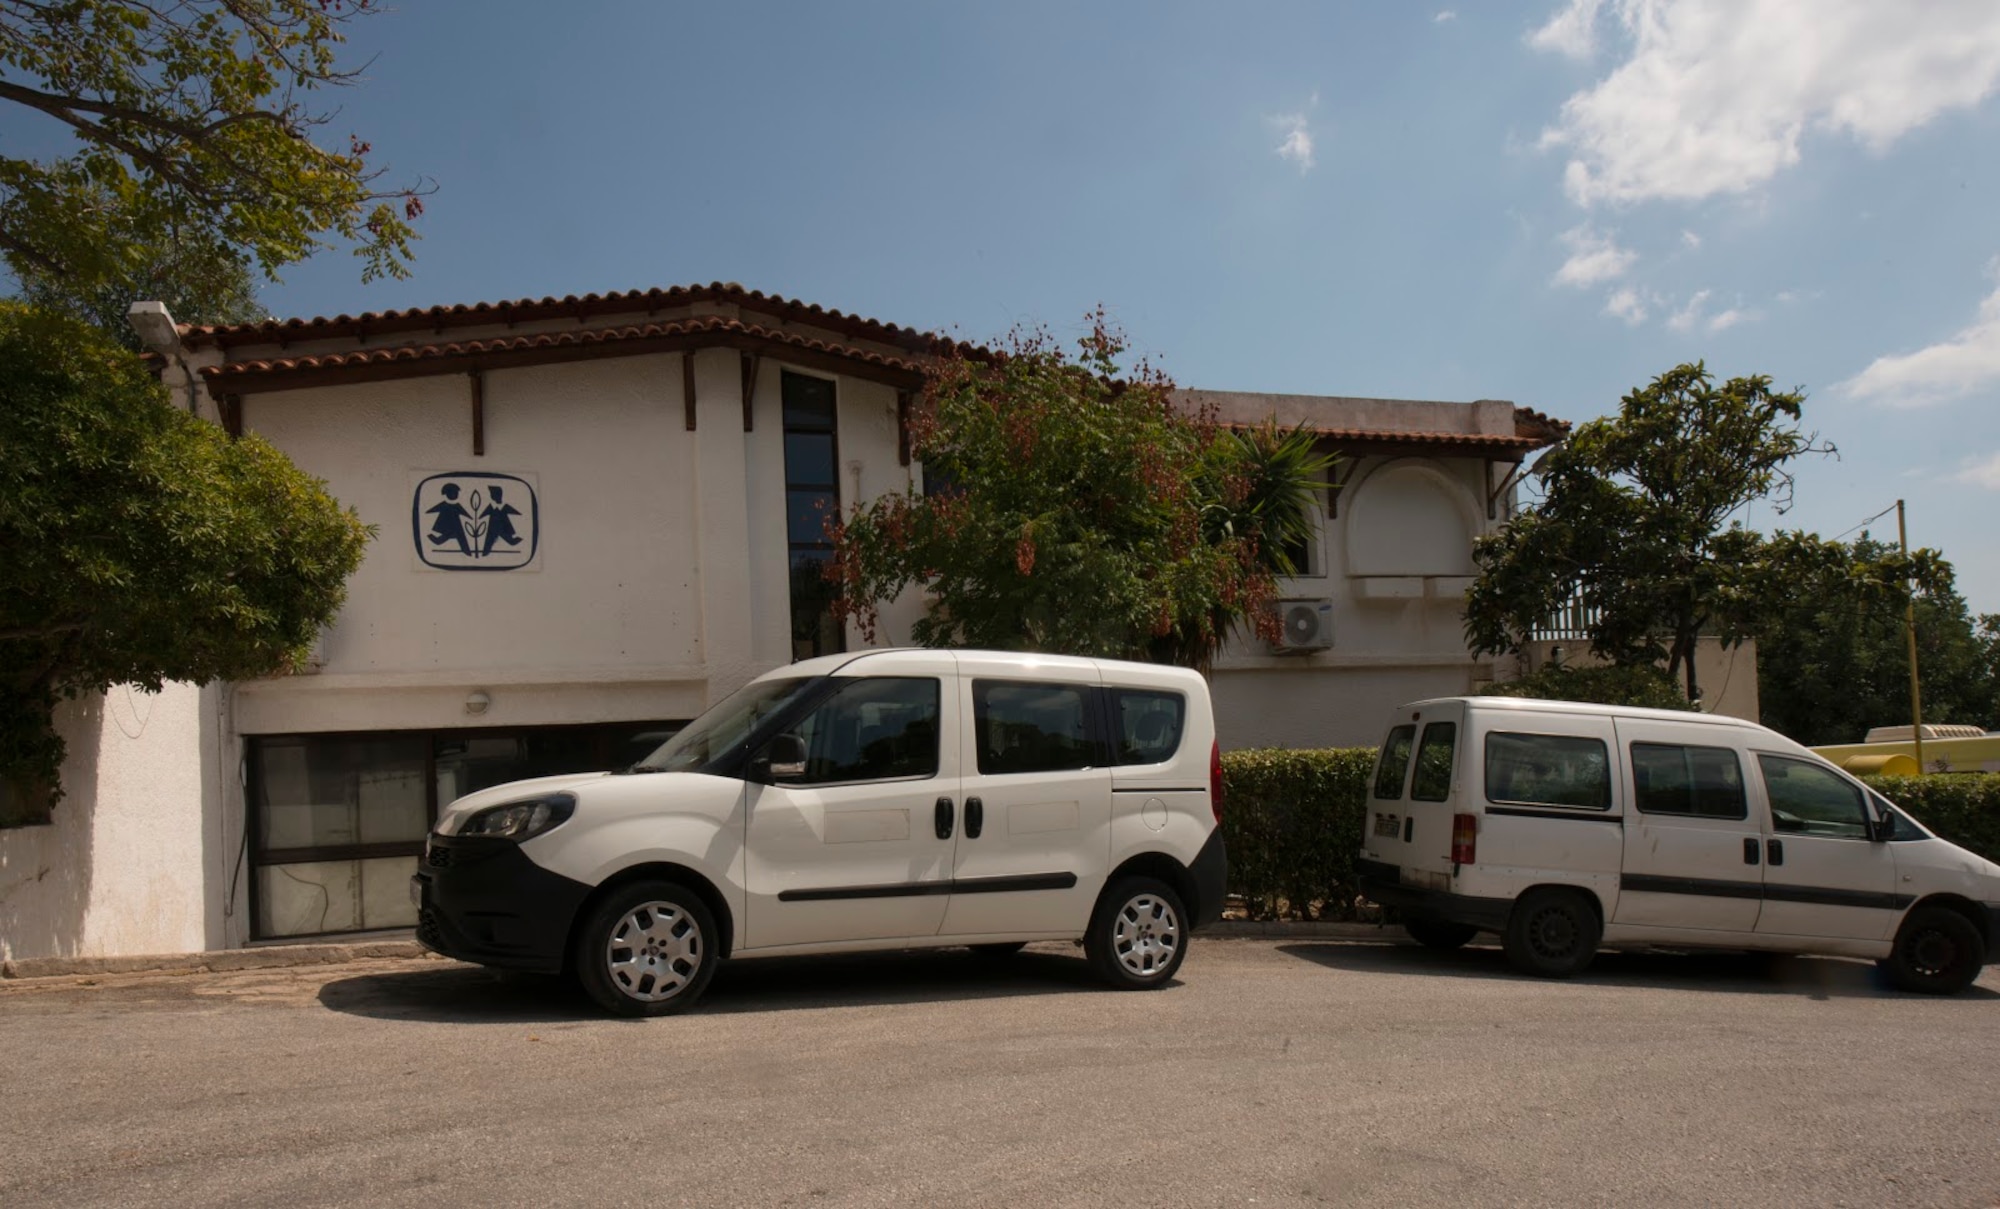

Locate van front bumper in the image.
[411,835,592,975]
[1355,857,1513,933]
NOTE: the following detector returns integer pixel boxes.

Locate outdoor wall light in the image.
[465,690,492,716]
[1549,645,1567,668]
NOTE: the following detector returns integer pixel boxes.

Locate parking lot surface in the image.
[5,936,1997,1208]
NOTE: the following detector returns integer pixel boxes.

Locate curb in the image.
[1,939,429,982]
[1,923,1390,981]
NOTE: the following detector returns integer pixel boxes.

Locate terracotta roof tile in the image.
[1303,427,1545,451]
[199,314,927,389]
[181,281,983,359]
[1511,404,1570,444]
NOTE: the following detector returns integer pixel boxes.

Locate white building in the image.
[0,283,1565,961]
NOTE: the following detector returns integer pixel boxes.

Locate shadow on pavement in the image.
[1278,939,2000,1001]
[318,945,1115,1023]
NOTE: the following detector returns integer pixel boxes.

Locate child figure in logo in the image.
[426,482,474,555]
[480,486,524,557]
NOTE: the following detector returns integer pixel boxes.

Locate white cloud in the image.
[1955,451,2000,489]
[1681,229,1702,250]
[1605,286,1648,324]
[1270,94,1318,173]
[1435,10,1458,23]
[1553,223,1637,287]
[1667,289,1711,332]
[1528,0,1604,58]
[1842,270,2000,407]
[1534,0,2000,206]
[1707,306,1759,332]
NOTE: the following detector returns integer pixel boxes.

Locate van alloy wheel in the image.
[606,901,703,1002]
[1086,876,1191,989]
[575,880,721,1016]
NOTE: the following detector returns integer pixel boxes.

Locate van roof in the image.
[766,648,1207,686]
[1405,695,1760,728]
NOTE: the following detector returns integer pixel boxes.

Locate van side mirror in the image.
[1870,812,1897,842]
[757,734,807,782]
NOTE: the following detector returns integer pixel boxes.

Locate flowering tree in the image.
[831,314,1331,672]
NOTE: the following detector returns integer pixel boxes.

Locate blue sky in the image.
[88,3,2000,607]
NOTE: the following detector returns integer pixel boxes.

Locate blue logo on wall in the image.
[413,472,539,571]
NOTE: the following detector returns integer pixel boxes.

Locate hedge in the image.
[1220,749,2000,921]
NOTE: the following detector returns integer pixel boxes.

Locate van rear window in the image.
[1373,726,1416,800]
[1113,690,1185,765]
[1411,722,1457,802]
[1485,732,1612,810]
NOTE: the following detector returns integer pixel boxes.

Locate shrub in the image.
[1220,748,1375,919]
[1863,774,2000,862]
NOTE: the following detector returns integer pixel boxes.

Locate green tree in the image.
[0,0,425,299]
[830,315,1333,671]
[1465,362,1833,702]
[0,304,372,825]
[15,232,264,348]
[1481,664,1697,712]
[1754,535,1997,745]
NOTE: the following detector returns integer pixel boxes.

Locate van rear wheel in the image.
[1503,888,1600,978]
[1086,877,1188,989]
[1882,906,1985,995]
[1404,918,1478,951]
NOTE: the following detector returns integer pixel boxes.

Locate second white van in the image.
[1356,697,2000,993]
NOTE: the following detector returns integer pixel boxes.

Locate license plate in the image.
[1374,813,1400,838]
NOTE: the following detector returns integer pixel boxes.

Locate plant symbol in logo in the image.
[421,476,531,566]
[464,487,490,555]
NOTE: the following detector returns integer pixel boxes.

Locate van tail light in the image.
[1451,813,1477,865]
[1209,740,1225,823]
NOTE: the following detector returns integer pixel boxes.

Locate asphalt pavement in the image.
[4,936,1997,1208]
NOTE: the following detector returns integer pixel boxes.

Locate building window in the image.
[783,370,845,660]
[247,722,678,939]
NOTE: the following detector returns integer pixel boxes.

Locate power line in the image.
[1832,502,1900,544]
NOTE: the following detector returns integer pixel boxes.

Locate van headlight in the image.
[456,793,576,841]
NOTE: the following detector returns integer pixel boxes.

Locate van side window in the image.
[789,677,940,784]
[1373,726,1416,800]
[1758,755,1867,838]
[1485,732,1612,810]
[1410,722,1457,802]
[1113,690,1185,765]
[1631,743,1746,819]
[974,681,1099,775]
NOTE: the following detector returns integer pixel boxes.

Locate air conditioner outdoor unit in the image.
[1270,598,1335,652]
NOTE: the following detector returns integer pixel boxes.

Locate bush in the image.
[1218,752,2000,922]
[1220,748,1375,919]
[1863,774,2000,862]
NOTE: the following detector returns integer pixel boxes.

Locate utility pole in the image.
[1898,500,1926,774]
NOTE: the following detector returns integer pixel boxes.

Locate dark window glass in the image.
[1114,690,1185,765]
[1410,722,1458,802]
[784,432,837,487]
[787,489,839,544]
[254,734,428,853]
[782,371,837,430]
[974,681,1097,775]
[785,678,940,784]
[782,371,843,659]
[1485,732,1612,810]
[1759,756,1867,838]
[1373,726,1416,800]
[1632,742,1747,819]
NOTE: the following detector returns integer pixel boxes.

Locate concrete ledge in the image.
[1,939,428,981]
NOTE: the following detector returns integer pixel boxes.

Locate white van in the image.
[1356,697,2000,993]
[413,649,1227,1015]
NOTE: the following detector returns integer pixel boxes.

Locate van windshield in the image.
[629,677,819,774]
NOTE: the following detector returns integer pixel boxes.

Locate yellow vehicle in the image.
[1813,725,2000,776]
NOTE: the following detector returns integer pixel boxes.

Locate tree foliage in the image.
[1754,535,1998,745]
[830,315,1333,671]
[0,304,372,824]
[15,233,264,347]
[1465,363,1834,701]
[0,0,425,301]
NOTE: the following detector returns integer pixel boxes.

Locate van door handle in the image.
[1766,838,1784,867]
[965,796,984,839]
[1743,837,1760,865]
[935,797,954,840]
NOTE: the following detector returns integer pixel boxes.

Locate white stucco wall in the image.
[0,684,211,962]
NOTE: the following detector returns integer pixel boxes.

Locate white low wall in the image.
[0,684,211,963]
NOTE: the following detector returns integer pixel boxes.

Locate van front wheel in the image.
[575,881,720,1017]
[1882,906,1985,994]
[1503,888,1600,978]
